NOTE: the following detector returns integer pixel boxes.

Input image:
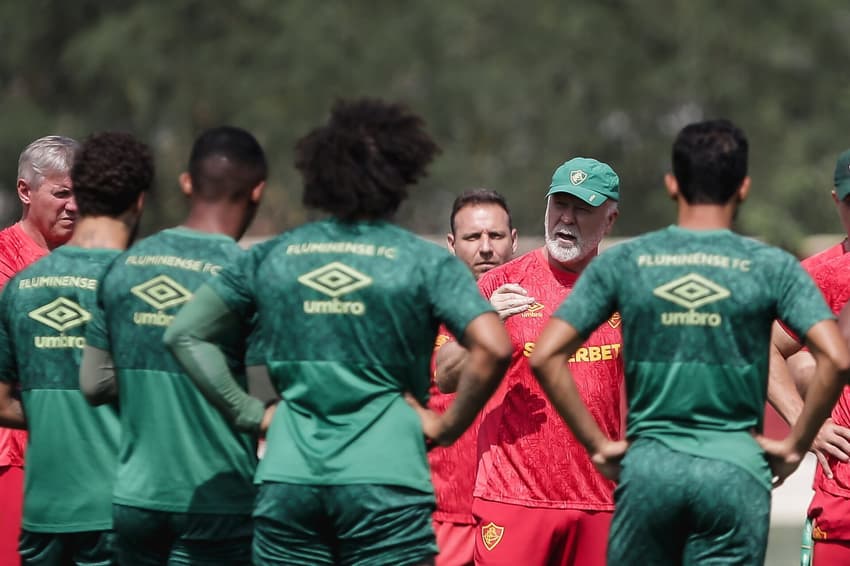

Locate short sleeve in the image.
[426,253,493,340]
[85,292,111,351]
[206,243,262,321]
[775,254,835,339]
[552,250,620,338]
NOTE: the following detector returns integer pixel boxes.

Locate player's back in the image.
[94,227,256,514]
[0,246,119,532]
[237,219,489,492]
[588,225,831,488]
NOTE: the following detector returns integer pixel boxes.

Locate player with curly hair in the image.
[164,98,512,566]
[0,131,151,565]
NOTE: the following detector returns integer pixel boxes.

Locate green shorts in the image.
[19,530,115,566]
[112,504,252,565]
[253,482,437,566]
[608,438,770,565]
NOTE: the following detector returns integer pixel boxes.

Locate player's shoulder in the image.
[802,242,846,273]
[811,251,850,282]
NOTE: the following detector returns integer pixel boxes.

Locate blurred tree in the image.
[1,0,849,253]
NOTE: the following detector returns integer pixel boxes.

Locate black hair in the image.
[450,189,513,234]
[672,119,748,205]
[71,132,153,217]
[188,126,267,201]
[295,98,440,220]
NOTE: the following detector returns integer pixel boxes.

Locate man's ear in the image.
[736,176,751,203]
[134,191,146,213]
[178,172,193,197]
[603,205,619,236]
[664,173,679,201]
[17,178,32,205]
[250,181,266,204]
[446,233,456,254]
[510,228,518,254]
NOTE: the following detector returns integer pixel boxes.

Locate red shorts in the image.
[433,519,474,566]
[0,466,23,565]
[472,498,612,566]
[809,489,850,542]
[814,540,850,566]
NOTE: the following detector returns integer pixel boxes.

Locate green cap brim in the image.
[546,185,610,207]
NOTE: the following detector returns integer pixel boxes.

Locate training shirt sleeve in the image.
[774,253,835,340]
[205,242,261,321]
[79,346,118,405]
[553,250,620,338]
[164,284,266,432]
[426,253,494,343]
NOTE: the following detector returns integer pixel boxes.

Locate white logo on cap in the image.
[589,194,596,202]
[570,170,588,185]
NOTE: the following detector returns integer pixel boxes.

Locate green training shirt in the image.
[0,246,120,532]
[207,219,493,493]
[554,226,833,490]
[86,227,256,514]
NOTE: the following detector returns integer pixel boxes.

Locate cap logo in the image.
[570,170,588,185]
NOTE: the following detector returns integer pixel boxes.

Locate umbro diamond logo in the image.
[131,275,193,310]
[653,273,730,310]
[29,297,91,332]
[298,262,373,298]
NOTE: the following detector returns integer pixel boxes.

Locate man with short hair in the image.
[430,188,517,566]
[0,135,79,565]
[81,126,268,565]
[531,119,850,565]
[0,131,151,565]
[467,158,624,566]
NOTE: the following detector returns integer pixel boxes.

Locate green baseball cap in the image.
[546,157,620,207]
[835,149,850,200]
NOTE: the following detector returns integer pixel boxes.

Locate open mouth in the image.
[555,231,577,244]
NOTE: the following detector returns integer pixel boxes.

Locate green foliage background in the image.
[2,1,849,252]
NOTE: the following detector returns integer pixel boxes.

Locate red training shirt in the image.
[428,328,478,524]
[0,223,47,467]
[474,248,624,510]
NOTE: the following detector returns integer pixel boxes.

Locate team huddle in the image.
[0,100,847,566]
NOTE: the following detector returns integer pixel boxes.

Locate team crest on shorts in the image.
[813,523,828,540]
[608,312,621,329]
[481,521,504,551]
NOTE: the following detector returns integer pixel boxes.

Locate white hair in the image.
[17,135,80,187]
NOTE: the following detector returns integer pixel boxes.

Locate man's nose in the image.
[479,236,493,254]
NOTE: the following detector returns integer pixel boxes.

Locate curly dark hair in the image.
[71,132,154,217]
[295,98,440,220]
